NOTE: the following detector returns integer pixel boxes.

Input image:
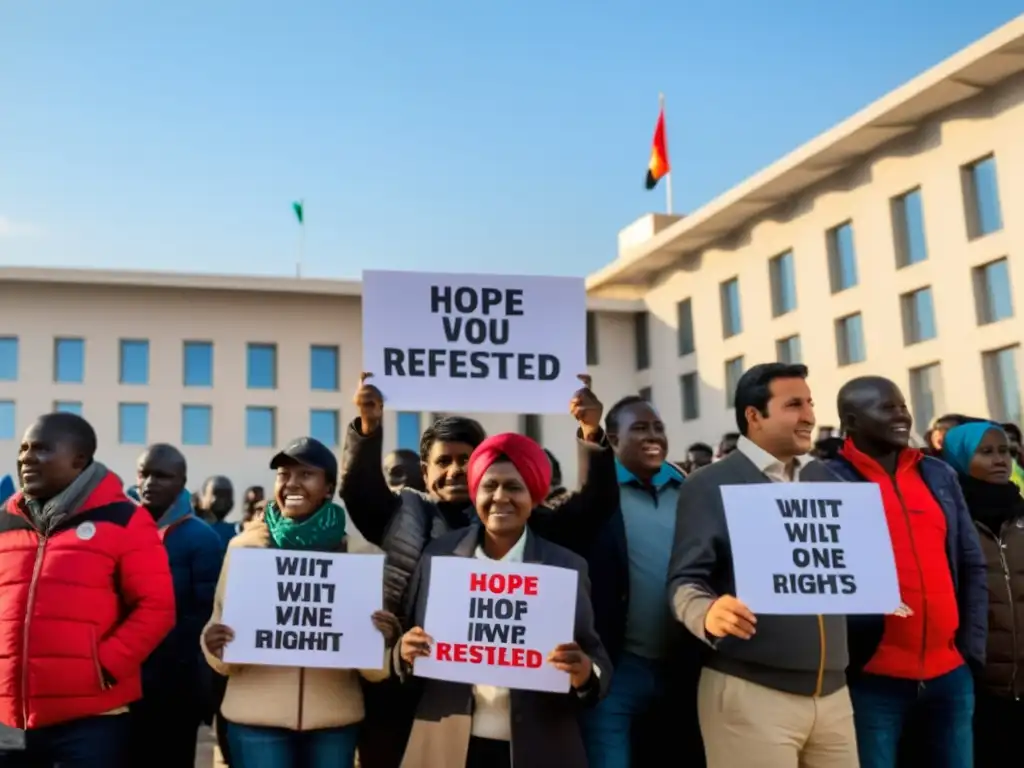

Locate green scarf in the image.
[263,500,347,551]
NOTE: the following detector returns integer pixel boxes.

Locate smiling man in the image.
[829,376,986,768]
[127,443,225,768]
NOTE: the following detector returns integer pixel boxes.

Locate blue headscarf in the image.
[942,422,1005,475]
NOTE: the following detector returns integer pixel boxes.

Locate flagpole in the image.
[296,199,304,278]
[660,93,673,215]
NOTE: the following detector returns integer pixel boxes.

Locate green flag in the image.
[292,200,304,225]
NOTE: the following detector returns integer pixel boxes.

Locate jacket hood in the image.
[0,475,14,505]
[126,486,193,529]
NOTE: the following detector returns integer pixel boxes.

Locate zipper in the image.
[814,615,826,696]
[297,668,305,730]
[89,627,106,690]
[994,523,1019,697]
[20,536,48,729]
[891,478,928,678]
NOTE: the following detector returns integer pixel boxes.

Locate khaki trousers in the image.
[698,667,859,768]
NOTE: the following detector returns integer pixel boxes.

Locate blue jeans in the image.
[849,664,974,768]
[227,722,359,768]
[0,714,129,767]
[581,653,666,768]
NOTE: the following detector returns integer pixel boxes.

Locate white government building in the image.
[1,16,1024,493]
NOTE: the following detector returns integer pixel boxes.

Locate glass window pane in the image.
[680,373,699,421]
[118,403,148,445]
[586,312,599,366]
[776,335,802,364]
[984,346,1022,426]
[837,314,866,366]
[770,252,797,316]
[725,356,745,407]
[0,338,18,381]
[634,313,650,370]
[677,299,695,356]
[246,407,276,448]
[977,259,1014,324]
[396,412,421,450]
[0,401,14,440]
[909,365,943,436]
[720,279,742,338]
[966,156,1003,238]
[184,342,213,387]
[182,405,212,446]
[54,338,85,383]
[53,401,82,415]
[893,189,928,267]
[310,409,339,447]
[828,223,859,292]
[310,346,340,391]
[247,344,277,389]
[119,340,149,385]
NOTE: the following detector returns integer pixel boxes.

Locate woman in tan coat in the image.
[202,437,400,768]
[397,432,611,768]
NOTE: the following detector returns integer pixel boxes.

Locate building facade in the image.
[588,17,1024,444]
[0,269,641,494]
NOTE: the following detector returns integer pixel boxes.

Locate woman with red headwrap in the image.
[395,433,611,768]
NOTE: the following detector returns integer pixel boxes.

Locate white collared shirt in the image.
[737,435,813,483]
[469,529,528,742]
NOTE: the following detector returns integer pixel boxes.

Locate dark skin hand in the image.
[353,372,384,435]
[569,375,603,441]
[547,642,593,688]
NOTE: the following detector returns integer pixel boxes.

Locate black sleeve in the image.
[338,418,402,545]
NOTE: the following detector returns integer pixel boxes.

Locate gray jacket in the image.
[667,450,849,696]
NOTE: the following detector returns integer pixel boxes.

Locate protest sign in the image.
[361,269,586,413]
[414,556,578,693]
[720,482,899,615]
[221,548,386,669]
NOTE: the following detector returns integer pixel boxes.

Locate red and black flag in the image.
[645,106,670,190]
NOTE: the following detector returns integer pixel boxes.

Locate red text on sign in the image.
[469,572,539,596]
[435,642,543,668]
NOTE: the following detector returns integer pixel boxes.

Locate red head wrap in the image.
[466,433,552,506]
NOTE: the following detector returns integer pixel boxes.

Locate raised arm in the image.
[530,375,619,553]
[338,373,402,545]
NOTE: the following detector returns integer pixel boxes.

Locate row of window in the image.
[650,343,1022,430]
[0,339,342,391]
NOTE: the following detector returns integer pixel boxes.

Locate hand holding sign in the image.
[204,623,235,659]
[704,595,757,640]
[547,642,592,689]
[570,375,603,442]
[400,627,435,666]
[353,373,384,435]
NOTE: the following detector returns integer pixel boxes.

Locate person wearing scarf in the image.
[396,433,612,768]
[943,422,1024,767]
[201,437,401,768]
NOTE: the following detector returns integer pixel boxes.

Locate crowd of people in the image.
[0,364,1021,768]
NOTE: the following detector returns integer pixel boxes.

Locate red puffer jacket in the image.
[0,472,176,729]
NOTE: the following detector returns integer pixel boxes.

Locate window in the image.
[908,364,944,435]
[680,373,699,421]
[973,258,1014,325]
[720,278,742,338]
[900,287,937,345]
[53,401,82,415]
[396,412,422,450]
[118,403,148,445]
[182,405,212,446]
[586,312,599,366]
[962,155,1003,239]
[835,313,866,366]
[892,188,928,267]
[768,251,797,316]
[638,386,652,404]
[983,346,1022,426]
[677,299,695,356]
[725,356,744,408]
[247,344,277,389]
[0,401,13,440]
[54,338,85,383]
[776,335,802,364]
[119,339,149,385]
[310,409,340,447]
[633,312,650,371]
[0,337,17,381]
[826,222,858,293]
[310,345,340,391]
[519,414,543,443]
[184,341,213,387]
[246,407,276,448]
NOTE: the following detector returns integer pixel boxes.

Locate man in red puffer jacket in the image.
[0,412,176,767]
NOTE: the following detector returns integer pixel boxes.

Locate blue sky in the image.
[1,2,1020,279]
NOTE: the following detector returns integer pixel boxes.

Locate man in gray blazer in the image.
[667,363,857,768]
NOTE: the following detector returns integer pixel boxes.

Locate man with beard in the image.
[127,444,225,768]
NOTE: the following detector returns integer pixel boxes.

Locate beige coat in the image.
[201,527,389,732]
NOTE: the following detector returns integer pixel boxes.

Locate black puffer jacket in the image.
[338,418,618,619]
